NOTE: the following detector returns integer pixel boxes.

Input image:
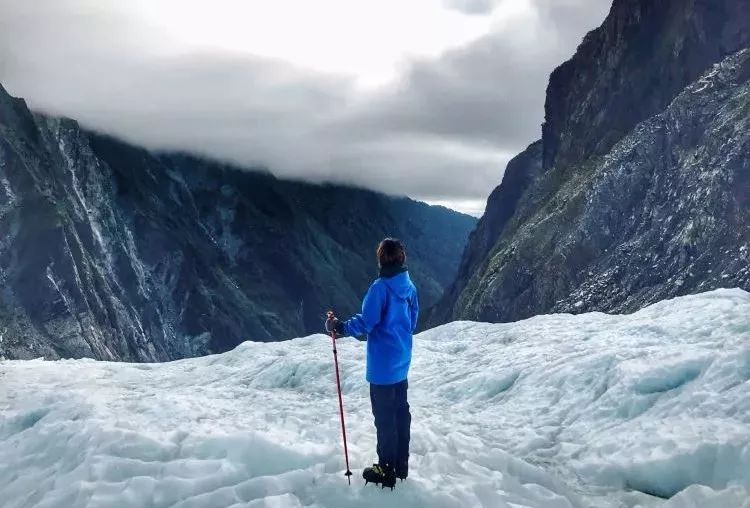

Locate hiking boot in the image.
[395,461,408,481]
[363,463,397,489]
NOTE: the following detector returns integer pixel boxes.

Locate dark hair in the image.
[377,238,406,267]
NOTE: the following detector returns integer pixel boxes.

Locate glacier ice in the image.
[1,289,749,507]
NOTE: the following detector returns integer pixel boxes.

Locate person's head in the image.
[377,238,406,268]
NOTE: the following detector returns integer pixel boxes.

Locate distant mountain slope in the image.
[0,84,476,361]
[432,0,750,325]
[430,140,543,323]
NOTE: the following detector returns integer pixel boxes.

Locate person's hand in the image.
[325,316,346,336]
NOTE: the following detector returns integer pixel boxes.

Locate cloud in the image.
[443,0,497,16]
[0,0,609,213]
[334,31,558,151]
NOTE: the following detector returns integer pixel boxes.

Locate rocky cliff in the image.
[430,140,543,321]
[0,85,476,361]
[432,0,750,325]
[543,0,750,171]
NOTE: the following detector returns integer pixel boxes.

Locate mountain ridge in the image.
[0,86,475,361]
[431,0,750,325]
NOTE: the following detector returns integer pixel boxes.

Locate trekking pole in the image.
[327,310,353,485]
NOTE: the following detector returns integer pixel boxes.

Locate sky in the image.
[0,0,610,215]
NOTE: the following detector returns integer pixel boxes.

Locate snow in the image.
[0,176,15,204]
[1,289,749,507]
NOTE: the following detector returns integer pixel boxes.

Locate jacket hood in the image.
[380,271,414,300]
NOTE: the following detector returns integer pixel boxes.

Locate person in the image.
[326,238,419,489]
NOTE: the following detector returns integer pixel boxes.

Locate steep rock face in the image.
[431,0,750,326]
[1,94,159,360]
[429,141,542,322]
[446,49,750,323]
[543,0,750,171]
[0,85,476,361]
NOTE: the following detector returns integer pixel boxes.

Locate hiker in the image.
[326,238,419,489]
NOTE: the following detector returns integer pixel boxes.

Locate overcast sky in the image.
[0,0,610,215]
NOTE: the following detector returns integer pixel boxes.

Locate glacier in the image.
[1,289,749,507]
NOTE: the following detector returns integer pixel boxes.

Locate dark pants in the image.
[370,379,411,469]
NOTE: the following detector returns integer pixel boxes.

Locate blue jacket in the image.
[344,270,419,385]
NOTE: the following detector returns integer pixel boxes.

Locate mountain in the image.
[431,0,750,325]
[2,289,749,507]
[0,84,476,361]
